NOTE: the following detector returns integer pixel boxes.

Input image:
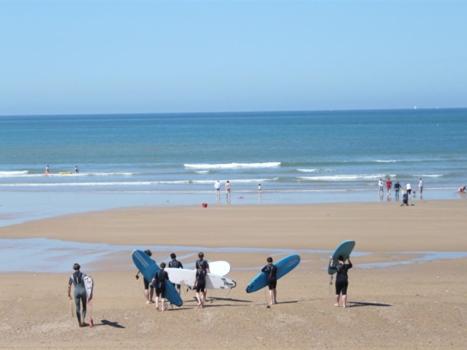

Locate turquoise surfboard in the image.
[328,240,355,275]
[132,250,183,307]
[246,254,301,293]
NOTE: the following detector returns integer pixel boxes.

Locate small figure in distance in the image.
[334,256,352,308]
[74,165,80,174]
[458,185,466,194]
[168,253,183,294]
[401,190,410,206]
[152,262,169,312]
[225,180,232,204]
[394,180,401,201]
[67,263,88,327]
[386,177,392,200]
[214,180,221,201]
[378,178,384,200]
[135,249,154,304]
[44,164,50,176]
[262,257,278,308]
[418,177,424,199]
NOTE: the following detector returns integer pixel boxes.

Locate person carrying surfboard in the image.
[261,257,278,307]
[152,262,169,311]
[194,252,210,308]
[168,253,183,294]
[67,263,88,327]
[135,249,155,304]
[334,256,352,308]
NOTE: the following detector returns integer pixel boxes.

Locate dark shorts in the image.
[143,278,150,289]
[407,189,412,194]
[335,280,348,295]
[268,280,277,290]
[195,282,206,293]
[155,286,166,298]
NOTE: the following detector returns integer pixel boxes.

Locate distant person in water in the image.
[378,179,384,199]
[168,253,183,294]
[401,190,409,206]
[262,257,278,307]
[394,181,401,201]
[74,165,79,174]
[418,178,424,199]
[44,164,50,176]
[334,256,352,308]
[135,249,154,304]
[214,180,221,201]
[152,262,169,311]
[225,180,232,203]
[195,252,209,307]
[68,263,88,327]
[386,177,392,199]
[458,186,466,193]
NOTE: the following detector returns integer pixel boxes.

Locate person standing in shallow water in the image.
[262,257,278,307]
[334,256,352,308]
[68,263,88,327]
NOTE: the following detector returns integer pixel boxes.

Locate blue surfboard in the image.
[328,240,355,275]
[246,254,301,293]
[132,250,183,307]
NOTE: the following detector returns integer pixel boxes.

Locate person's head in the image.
[338,256,344,264]
[144,249,152,257]
[160,262,166,269]
[170,253,176,259]
[73,263,80,271]
[198,252,204,259]
[266,257,273,264]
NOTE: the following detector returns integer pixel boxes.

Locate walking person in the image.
[378,179,384,200]
[261,257,278,307]
[135,249,154,304]
[168,253,183,294]
[225,180,232,204]
[67,263,88,327]
[394,181,401,201]
[195,252,210,305]
[214,180,221,202]
[334,256,352,308]
[385,177,392,200]
[152,262,169,312]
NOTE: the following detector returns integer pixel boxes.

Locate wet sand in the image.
[0,200,466,349]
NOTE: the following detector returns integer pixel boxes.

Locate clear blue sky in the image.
[1,0,466,115]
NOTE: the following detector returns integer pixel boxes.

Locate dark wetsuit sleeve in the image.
[179,261,183,269]
[261,265,267,273]
[68,276,73,286]
[346,262,353,270]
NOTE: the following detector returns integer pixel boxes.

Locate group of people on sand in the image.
[44,164,79,175]
[378,177,424,204]
[135,251,210,311]
[68,252,354,327]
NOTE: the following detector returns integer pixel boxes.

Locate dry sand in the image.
[0,200,466,349]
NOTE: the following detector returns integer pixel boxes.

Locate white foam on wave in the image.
[299,174,396,182]
[374,160,398,163]
[297,168,318,173]
[0,171,29,177]
[416,174,443,178]
[184,162,281,170]
[194,170,210,174]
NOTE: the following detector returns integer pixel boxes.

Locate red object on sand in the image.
[202,203,208,208]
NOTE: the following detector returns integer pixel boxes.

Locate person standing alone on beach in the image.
[44,164,50,176]
[334,256,352,308]
[67,263,87,327]
[225,180,232,203]
[262,257,278,307]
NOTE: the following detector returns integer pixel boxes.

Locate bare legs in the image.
[335,293,348,308]
[196,290,205,308]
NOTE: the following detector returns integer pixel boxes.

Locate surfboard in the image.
[201,261,230,276]
[83,274,94,301]
[245,254,301,293]
[132,250,183,307]
[166,268,236,289]
[328,240,355,275]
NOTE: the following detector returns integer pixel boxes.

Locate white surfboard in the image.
[208,261,230,277]
[166,268,236,289]
[83,274,94,301]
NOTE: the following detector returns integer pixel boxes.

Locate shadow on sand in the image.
[96,320,126,328]
[348,301,392,308]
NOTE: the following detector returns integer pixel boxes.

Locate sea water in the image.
[1,109,466,224]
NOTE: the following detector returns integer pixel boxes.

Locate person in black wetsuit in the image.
[335,256,352,308]
[194,252,209,308]
[67,263,87,327]
[135,249,154,304]
[152,262,169,311]
[262,257,278,307]
[168,253,183,294]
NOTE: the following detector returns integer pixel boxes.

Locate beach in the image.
[1,200,466,349]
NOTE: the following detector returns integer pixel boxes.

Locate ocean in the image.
[1,109,466,224]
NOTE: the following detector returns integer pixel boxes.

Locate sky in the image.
[0,0,466,115]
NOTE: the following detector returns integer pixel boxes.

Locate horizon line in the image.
[1,106,466,118]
